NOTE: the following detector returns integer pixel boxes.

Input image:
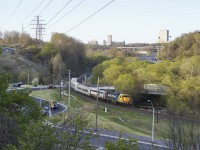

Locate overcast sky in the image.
[1,0,200,43]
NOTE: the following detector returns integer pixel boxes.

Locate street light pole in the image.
[25,73,29,85]
[156,100,159,123]
[49,89,51,117]
[49,73,54,86]
[27,74,29,85]
[68,70,71,112]
[148,100,154,143]
[59,65,62,98]
[95,77,99,131]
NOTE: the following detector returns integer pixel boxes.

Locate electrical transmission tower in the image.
[31,16,45,42]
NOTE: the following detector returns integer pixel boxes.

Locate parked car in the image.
[11,82,23,88]
[47,84,55,89]
[16,82,23,87]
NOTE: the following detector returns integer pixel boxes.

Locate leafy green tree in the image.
[103,64,123,85]
[179,56,200,78]
[114,74,136,95]
[0,74,42,149]
[92,58,124,84]
[51,33,86,76]
[18,108,92,150]
[0,74,92,149]
[0,47,2,54]
[18,121,56,150]
[105,135,138,150]
[159,31,200,60]
[55,110,92,150]
[39,42,57,60]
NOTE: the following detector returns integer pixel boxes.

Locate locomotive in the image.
[71,78,132,105]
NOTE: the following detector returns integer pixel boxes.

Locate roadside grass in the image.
[30,89,167,138]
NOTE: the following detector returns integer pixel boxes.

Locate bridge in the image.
[142,84,168,95]
[117,45,162,51]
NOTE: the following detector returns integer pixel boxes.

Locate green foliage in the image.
[19,121,56,150]
[114,74,136,95]
[0,47,2,54]
[103,64,123,85]
[1,145,17,150]
[105,135,138,150]
[0,74,42,149]
[39,42,58,59]
[0,74,92,149]
[92,58,124,84]
[92,54,200,114]
[167,76,200,114]
[32,77,39,87]
[51,33,86,76]
[19,46,40,62]
[159,31,200,60]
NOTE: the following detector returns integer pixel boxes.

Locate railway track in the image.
[72,89,200,124]
[72,89,168,119]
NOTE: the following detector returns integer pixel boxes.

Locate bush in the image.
[32,77,39,87]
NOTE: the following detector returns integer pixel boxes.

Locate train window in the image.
[123,96,129,98]
[82,89,88,92]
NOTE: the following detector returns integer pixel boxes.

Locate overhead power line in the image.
[38,0,53,15]
[13,0,45,29]
[65,0,115,33]
[1,0,23,27]
[46,0,73,25]
[22,0,45,23]
[47,0,86,29]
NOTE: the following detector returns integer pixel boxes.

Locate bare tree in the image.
[163,111,200,150]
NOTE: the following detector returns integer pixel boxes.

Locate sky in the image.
[1,0,200,44]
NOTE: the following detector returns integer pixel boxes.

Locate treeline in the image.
[0,31,34,47]
[0,31,107,84]
[19,33,87,79]
[0,74,95,149]
[92,55,200,113]
[92,52,200,148]
[159,31,200,60]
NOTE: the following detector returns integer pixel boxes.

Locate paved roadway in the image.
[8,85,67,116]
[89,129,170,150]
[10,85,170,149]
[32,96,67,116]
[2,47,15,54]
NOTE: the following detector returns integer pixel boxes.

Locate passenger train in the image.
[71,78,132,105]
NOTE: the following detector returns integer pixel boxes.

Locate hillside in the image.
[0,51,47,84]
[159,31,200,60]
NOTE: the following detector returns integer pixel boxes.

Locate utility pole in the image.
[148,100,154,143]
[31,16,45,44]
[68,70,71,112]
[95,77,99,131]
[22,24,24,33]
[59,65,62,98]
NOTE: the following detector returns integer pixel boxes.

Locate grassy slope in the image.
[30,89,167,138]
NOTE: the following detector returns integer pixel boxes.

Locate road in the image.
[7,85,67,116]
[32,96,67,116]
[2,47,15,54]
[88,128,170,150]
[10,85,170,149]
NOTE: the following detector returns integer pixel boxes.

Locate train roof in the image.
[89,86,115,91]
